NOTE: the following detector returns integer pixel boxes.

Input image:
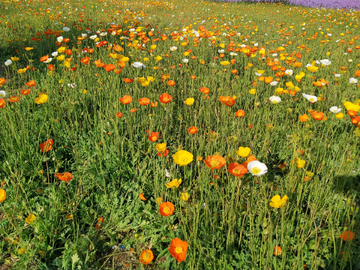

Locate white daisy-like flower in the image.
[182,59,189,63]
[320,59,331,65]
[247,161,268,177]
[272,53,278,57]
[44,58,53,63]
[129,28,135,32]
[99,32,107,36]
[0,90,6,98]
[170,46,177,51]
[90,35,97,40]
[269,96,281,104]
[132,62,146,69]
[51,51,58,57]
[285,69,293,76]
[81,33,87,37]
[63,27,70,32]
[327,33,332,36]
[230,52,237,56]
[302,93,318,103]
[57,36,63,42]
[329,106,341,113]
[270,81,278,86]
[349,78,358,84]
[218,49,225,53]
[5,59,12,66]
[334,74,341,78]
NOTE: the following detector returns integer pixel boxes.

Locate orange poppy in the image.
[130,108,137,113]
[355,70,360,77]
[139,193,147,201]
[228,163,248,177]
[56,172,73,182]
[26,80,36,87]
[9,96,20,102]
[339,231,355,241]
[39,55,49,62]
[80,57,89,65]
[264,76,273,84]
[235,110,245,117]
[139,249,154,265]
[95,59,105,68]
[242,155,257,168]
[204,155,226,171]
[166,80,175,86]
[219,96,235,107]
[48,64,55,71]
[274,246,282,256]
[123,78,134,83]
[312,112,324,121]
[139,98,150,106]
[299,114,309,122]
[188,126,198,134]
[119,95,132,105]
[159,93,172,103]
[0,99,5,108]
[21,89,31,95]
[0,78,5,85]
[169,237,189,263]
[348,110,357,117]
[116,112,123,118]
[104,64,115,72]
[159,202,175,217]
[199,87,209,94]
[231,70,238,74]
[148,132,160,142]
[351,116,360,126]
[190,75,196,80]
[39,139,53,153]
[151,102,158,107]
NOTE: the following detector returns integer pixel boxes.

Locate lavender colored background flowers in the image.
[214,0,360,10]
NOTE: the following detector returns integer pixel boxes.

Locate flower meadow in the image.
[0,0,360,269]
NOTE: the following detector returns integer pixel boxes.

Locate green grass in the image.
[0,0,360,269]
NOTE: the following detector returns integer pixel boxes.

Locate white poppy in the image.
[329,106,341,113]
[57,36,63,42]
[182,59,189,63]
[320,59,331,65]
[334,74,341,78]
[218,49,225,53]
[100,32,107,36]
[0,90,6,98]
[90,35,97,40]
[285,69,293,76]
[63,27,70,32]
[132,62,146,69]
[302,93,317,103]
[5,60,12,66]
[170,46,177,51]
[247,161,268,177]
[44,58,53,63]
[349,78,358,84]
[270,81,278,86]
[230,52,237,56]
[51,51,58,57]
[269,96,281,104]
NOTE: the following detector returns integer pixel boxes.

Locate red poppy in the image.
[80,57,89,65]
[199,87,209,94]
[130,108,137,113]
[166,80,175,86]
[339,231,355,241]
[190,75,196,80]
[0,99,5,108]
[219,96,235,107]
[148,132,160,142]
[48,65,55,71]
[21,89,31,95]
[39,139,53,152]
[157,149,169,157]
[116,112,123,118]
[204,155,226,171]
[159,93,172,103]
[228,163,248,177]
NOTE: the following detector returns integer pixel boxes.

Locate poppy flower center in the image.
[210,160,220,168]
[152,136,157,141]
[175,247,183,254]
[0,94,4,97]
[272,100,277,104]
[163,207,171,214]
[309,98,314,101]
[251,167,261,175]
